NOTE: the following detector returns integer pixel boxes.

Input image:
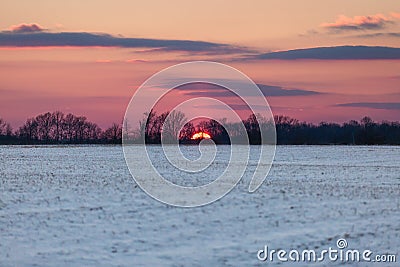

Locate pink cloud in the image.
[390,12,400,19]
[125,59,148,63]
[321,14,392,31]
[95,59,112,63]
[9,23,44,33]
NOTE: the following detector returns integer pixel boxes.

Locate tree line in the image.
[0,111,122,144]
[0,111,399,145]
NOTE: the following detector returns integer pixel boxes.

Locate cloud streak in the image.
[336,102,400,110]
[321,14,392,32]
[9,23,44,33]
[0,26,250,54]
[257,84,321,97]
[172,82,321,97]
[352,32,400,38]
[250,46,400,60]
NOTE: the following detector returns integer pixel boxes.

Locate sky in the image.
[0,0,399,129]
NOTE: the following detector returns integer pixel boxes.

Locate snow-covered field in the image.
[0,145,399,266]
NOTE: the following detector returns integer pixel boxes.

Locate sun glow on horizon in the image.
[191,132,211,140]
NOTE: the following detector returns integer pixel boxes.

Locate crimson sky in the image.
[0,1,399,129]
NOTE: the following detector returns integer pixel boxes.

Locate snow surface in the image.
[0,145,399,266]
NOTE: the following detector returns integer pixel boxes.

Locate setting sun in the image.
[191,132,211,140]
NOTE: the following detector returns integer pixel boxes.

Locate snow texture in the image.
[0,145,399,266]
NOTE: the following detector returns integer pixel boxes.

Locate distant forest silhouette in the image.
[0,110,399,145]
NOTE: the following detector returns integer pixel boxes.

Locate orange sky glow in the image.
[0,0,399,129]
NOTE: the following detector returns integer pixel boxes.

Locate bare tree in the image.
[179,122,195,141]
[63,113,76,141]
[162,110,186,142]
[35,112,53,141]
[85,122,102,141]
[18,118,38,141]
[0,118,12,136]
[103,123,122,143]
[51,111,64,141]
